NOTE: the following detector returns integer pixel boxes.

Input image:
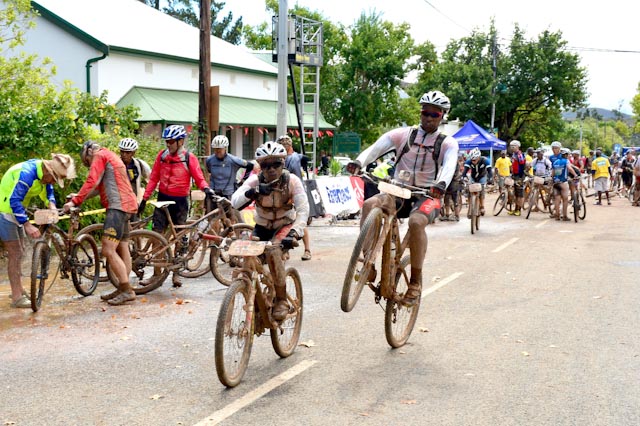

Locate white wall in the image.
[17,14,278,103]
[17,15,102,93]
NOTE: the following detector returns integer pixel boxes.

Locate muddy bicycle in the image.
[211,232,303,387]
[106,195,251,294]
[525,176,553,219]
[30,208,100,312]
[342,173,432,348]
[465,181,483,234]
[570,176,587,221]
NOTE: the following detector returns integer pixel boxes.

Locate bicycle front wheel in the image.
[385,255,420,348]
[30,240,51,312]
[270,267,303,358]
[341,207,384,313]
[76,223,109,282]
[215,279,254,388]
[210,224,253,286]
[71,234,100,296]
[470,194,476,235]
[493,192,506,216]
[179,228,211,278]
[578,190,587,220]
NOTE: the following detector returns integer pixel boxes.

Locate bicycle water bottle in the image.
[52,232,65,249]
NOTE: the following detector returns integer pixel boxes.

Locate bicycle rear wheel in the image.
[210,224,253,286]
[71,234,100,296]
[215,279,254,388]
[270,267,303,358]
[385,255,420,348]
[493,192,506,216]
[341,207,384,313]
[30,240,51,312]
[179,220,213,278]
[572,191,579,222]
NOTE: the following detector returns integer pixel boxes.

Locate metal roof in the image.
[31,0,277,76]
[117,87,335,129]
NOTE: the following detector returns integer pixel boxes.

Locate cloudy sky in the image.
[224,0,640,114]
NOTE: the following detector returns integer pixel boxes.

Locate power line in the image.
[420,0,469,34]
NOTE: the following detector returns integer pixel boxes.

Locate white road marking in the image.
[421,272,464,299]
[194,359,318,425]
[535,220,550,229]
[491,237,519,253]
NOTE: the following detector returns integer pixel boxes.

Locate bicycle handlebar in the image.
[358,171,435,197]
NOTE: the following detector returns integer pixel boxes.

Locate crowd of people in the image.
[2,89,639,311]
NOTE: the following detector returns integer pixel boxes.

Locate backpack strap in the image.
[394,126,419,167]
[394,128,450,182]
[161,148,192,174]
[432,132,448,179]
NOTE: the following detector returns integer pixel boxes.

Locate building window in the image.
[145,62,153,74]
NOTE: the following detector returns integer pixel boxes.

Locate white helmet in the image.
[469,148,481,160]
[118,138,138,151]
[255,141,287,163]
[560,148,571,155]
[509,140,521,148]
[551,141,562,148]
[419,90,451,112]
[211,135,229,149]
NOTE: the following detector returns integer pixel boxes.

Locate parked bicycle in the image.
[570,176,587,221]
[30,208,100,312]
[342,173,429,348]
[212,232,303,388]
[106,195,251,294]
[525,176,552,219]
[493,176,515,216]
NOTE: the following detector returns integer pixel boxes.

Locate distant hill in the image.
[562,108,632,122]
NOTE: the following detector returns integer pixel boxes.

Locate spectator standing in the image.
[591,148,612,205]
[0,154,76,308]
[277,135,313,261]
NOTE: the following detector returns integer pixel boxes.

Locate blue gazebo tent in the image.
[452,120,507,150]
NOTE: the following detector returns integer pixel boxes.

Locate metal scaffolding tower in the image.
[273,14,323,175]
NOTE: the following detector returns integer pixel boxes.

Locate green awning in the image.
[117,86,335,129]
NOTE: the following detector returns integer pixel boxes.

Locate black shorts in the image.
[252,224,293,243]
[103,209,132,242]
[152,193,189,233]
[395,196,441,224]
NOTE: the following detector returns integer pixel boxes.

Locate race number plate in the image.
[533,176,545,185]
[191,190,206,201]
[504,177,514,186]
[468,183,483,193]
[378,181,411,199]
[228,240,267,256]
[34,209,59,225]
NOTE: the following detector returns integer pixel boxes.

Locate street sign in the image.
[333,132,361,155]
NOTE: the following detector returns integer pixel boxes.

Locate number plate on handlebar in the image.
[378,181,411,199]
[34,209,59,225]
[191,190,206,201]
[228,240,267,256]
[533,176,545,185]
[468,183,483,193]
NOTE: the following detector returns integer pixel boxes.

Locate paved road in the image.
[1,193,639,425]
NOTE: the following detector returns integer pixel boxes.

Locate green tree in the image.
[416,24,588,145]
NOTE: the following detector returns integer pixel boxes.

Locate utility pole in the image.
[276,0,289,137]
[199,0,211,156]
[490,32,497,135]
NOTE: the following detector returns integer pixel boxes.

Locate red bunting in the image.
[326,130,334,137]
[294,129,300,136]
[244,127,248,135]
[257,128,264,134]
[318,130,324,137]
[228,125,234,130]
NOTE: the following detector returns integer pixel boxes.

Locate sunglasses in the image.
[421,110,443,118]
[261,162,283,170]
[166,139,178,145]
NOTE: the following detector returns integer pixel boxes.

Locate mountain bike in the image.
[342,173,431,348]
[525,176,551,219]
[570,176,587,221]
[30,208,100,312]
[106,196,251,293]
[493,176,515,216]
[467,182,482,234]
[212,232,303,388]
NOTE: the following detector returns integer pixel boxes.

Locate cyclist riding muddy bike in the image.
[231,141,309,321]
[347,90,459,306]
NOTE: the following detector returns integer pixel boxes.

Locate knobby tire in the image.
[30,241,50,312]
[71,233,100,296]
[384,255,420,348]
[270,267,303,357]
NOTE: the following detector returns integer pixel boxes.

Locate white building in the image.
[17,0,333,157]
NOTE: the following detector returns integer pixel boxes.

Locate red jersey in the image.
[143,147,209,199]
[72,148,137,213]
